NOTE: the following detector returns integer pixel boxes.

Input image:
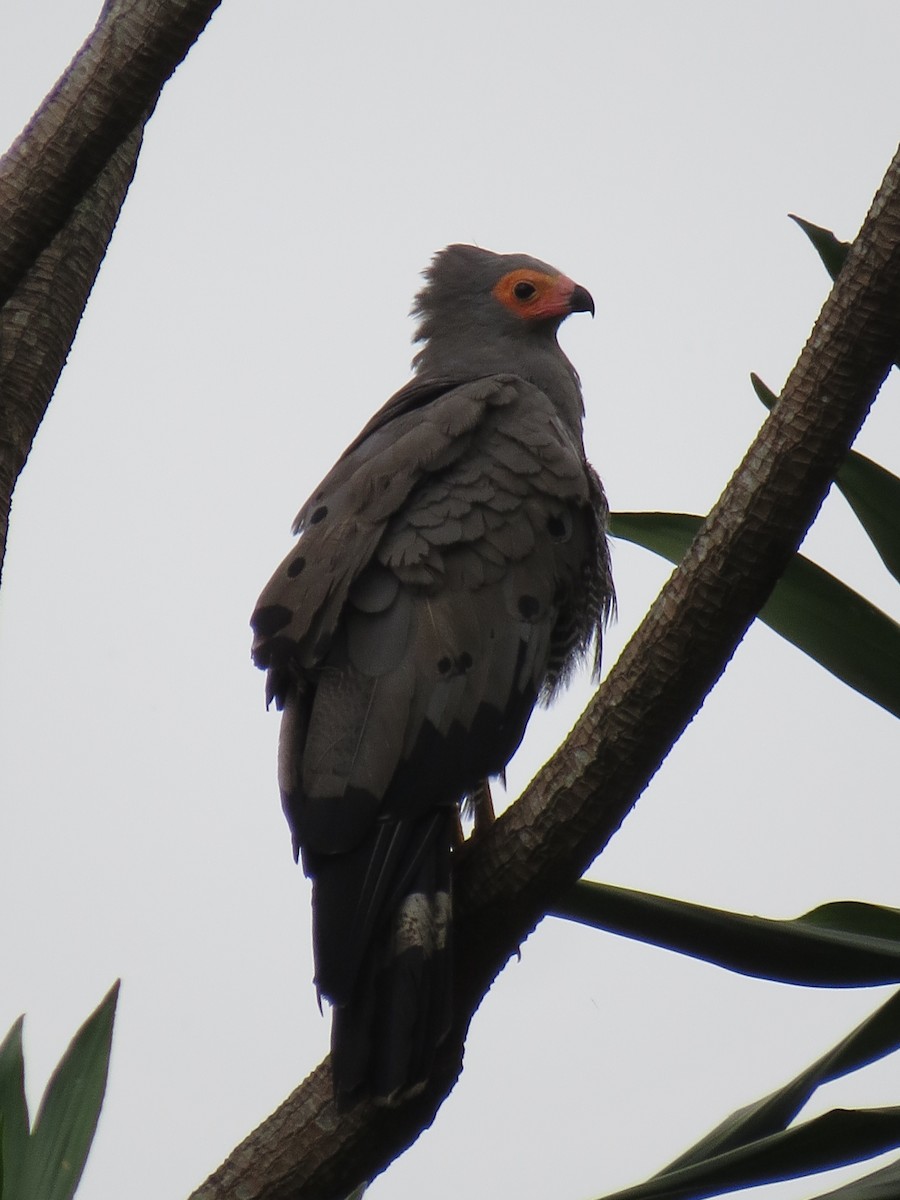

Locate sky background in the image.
[2,3,900,1198]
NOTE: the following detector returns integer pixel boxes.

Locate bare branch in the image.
[191,144,900,1200]
[0,0,221,310]
[0,122,147,579]
[0,0,221,577]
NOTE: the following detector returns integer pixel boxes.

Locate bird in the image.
[251,244,614,1107]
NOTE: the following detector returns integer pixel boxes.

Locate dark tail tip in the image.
[331,886,453,1106]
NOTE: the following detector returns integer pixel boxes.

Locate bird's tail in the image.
[327,810,454,1107]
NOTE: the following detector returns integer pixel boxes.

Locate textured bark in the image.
[0,0,220,310]
[0,0,220,577]
[190,146,900,1200]
[0,124,146,581]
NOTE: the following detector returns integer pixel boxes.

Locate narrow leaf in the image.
[789,213,851,280]
[0,1017,29,1200]
[23,982,119,1200]
[555,888,900,1167]
[610,512,900,718]
[759,553,900,715]
[810,1154,900,1199]
[659,990,900,1172]
[834,452,900,584]
[750,373,779,411]
[751,374,900,583]
[553,883,900,986]
[597,1108,900,1200]
[799,903,900,941]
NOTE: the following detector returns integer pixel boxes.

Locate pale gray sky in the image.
[1,4,899,1199]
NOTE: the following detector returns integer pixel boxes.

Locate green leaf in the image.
[799,903,900,941]
[553,883,900,986]
[751,553,900,715]
[835,452,900,585]
[810,1154,900,1198]
[749,372,778,411]
[555,889,900,1179]
[596,1108,900,1200]
[652,989,900,1178]
[22,982,119,1200]
[610,512,900,718]
[589,991,900,1199]
[751,374,900,584]
[789,213,851,280]
[0,1016,29,1200]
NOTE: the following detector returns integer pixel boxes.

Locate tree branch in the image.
[190,145,900,1200]
[0,0,221,577]
[0,121,147,580]
[0,0,221,311]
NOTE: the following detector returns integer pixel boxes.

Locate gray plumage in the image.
[251,244,614,1105]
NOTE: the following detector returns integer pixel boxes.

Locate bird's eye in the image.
[513,280,537,300]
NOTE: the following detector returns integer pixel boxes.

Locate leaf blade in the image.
[834,451,900,584]
[610,511,900,718]
[809,1154,900,1199]
[555,889,900,1170]
[751,374,900,583]
[553,883,900,987]
[789,213,851,280]
[0,1016,29,1200]
[596,1108,900,1200]
[23,982,119,1200]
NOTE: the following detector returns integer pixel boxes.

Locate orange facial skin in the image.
[492,268,583,322]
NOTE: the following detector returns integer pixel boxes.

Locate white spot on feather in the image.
[390,891,451,958]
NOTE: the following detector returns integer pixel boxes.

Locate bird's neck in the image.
[413,333,585,433]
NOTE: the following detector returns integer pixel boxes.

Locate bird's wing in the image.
[251,243,610,1103]
[252,372,608,1007]
[250,374,488,689]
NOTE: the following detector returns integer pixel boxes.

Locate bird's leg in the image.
[452,807,465,848]
[469,777,495,837]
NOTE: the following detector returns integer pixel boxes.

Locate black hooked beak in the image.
[568,283,595,317]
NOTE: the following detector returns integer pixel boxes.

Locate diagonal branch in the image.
[0,0,221,578]
[0,121,148,581]
[190,144,900,1200]
[0,0,221,311]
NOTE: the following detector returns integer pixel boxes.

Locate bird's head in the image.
[411,244,594,379]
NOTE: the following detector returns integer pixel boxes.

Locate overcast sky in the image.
[2,4,900,1199]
